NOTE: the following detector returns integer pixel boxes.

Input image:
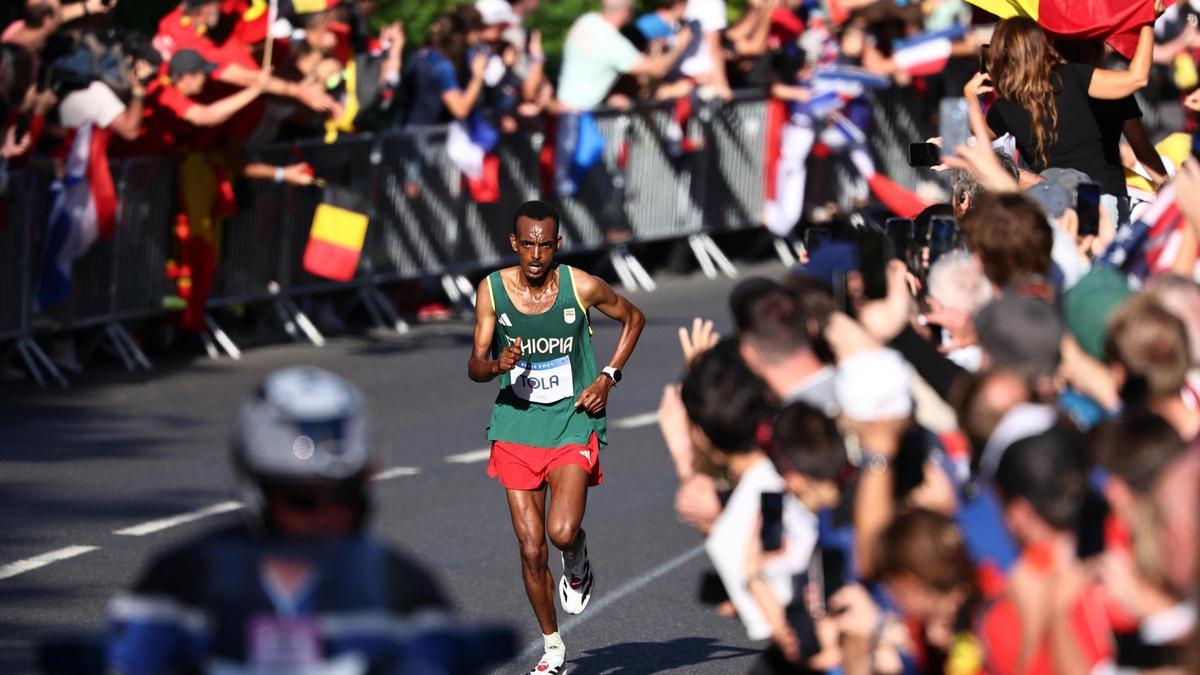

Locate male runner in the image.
[469,200,645,674]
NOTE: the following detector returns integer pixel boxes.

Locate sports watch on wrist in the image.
[601,366,622,385]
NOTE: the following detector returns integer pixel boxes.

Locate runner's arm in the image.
[576,272,645,372]
[468,278,501,382]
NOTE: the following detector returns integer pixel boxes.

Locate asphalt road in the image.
[0,263,784,674]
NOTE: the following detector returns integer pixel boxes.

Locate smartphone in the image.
[760,492,784,553]
[938,98,970,158]
[908,142,941,168]
[979,44,990,75]
[929,216,958,264]
[859,227,890,300]
[804,226,831,254]
[697,571,730,605]
[833,271,853,316]
[1076,182,1101,238]
[14,114,30,141]
[885,217,913,260]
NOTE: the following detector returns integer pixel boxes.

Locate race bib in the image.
[248,615,321,667]
[511,356,574,404]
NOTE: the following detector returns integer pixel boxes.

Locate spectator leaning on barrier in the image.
[678,0,732,100]
[153,0,339,117]
[557,0,694,112]
[401,11,485,126]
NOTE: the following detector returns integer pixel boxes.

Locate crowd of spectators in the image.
[650,1,1200,667]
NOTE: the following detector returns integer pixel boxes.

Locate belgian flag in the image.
[302,185,369,282]
[965,0,1160,59]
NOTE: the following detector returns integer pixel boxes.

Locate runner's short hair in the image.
[513,200,561,236]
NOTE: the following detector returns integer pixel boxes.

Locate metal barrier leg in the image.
[608,245,656,292]
[286,300,326,347]
[204,314,242,360]
[16,338,68,388]
[699,234,738,278]
[608,248,639,290]
[773,237,798,267]
[272,299,304,342]
[687,235,719,279]
[273,296,325,347]
[105,322,153,372]
[454,275,477,306]
[441,275,474,316]
[359,285,409,334]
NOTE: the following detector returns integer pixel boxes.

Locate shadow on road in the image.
[568,636,761,674]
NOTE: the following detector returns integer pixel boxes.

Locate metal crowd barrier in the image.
[0,89,942,385]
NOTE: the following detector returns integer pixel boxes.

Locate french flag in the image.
[812,66,891,99]
[892,26,967,77]
[447,113,501,203]
[36,124,117,309]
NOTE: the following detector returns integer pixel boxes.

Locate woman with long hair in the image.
[963,17,1155,223]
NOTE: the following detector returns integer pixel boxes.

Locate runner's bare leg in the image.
[507,487,557,634]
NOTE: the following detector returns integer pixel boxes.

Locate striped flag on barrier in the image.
[812,66,891,99]
[447,113,501,203]
[892,26,967,77]
[36,123,117,309]
[302,185,369,282]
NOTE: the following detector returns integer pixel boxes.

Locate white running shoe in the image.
[527,650,566,674]
[558,545,594,615]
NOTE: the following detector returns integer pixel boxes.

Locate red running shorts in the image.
[487,432,603,491]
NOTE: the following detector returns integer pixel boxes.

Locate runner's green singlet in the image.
[487,265,607,449]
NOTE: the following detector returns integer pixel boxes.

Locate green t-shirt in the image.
[486,265,607,448]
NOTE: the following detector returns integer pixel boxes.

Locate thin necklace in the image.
[523,270,557,303]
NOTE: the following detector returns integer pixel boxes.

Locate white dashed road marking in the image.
[372,466,421,481]
[114,501,245,536]
[612,411,660,429]
[0,546,100,581]
[445,448,492,464]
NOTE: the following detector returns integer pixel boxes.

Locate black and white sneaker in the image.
[527,651,566,674]
[559,546,594,615]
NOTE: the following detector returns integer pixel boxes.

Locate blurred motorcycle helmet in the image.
[233,366,374,532]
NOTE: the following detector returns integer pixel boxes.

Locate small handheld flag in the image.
[302,184,369,282]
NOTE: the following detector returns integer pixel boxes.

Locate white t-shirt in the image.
[557,12,642,110]
[58,81,126,130]
[705,456,818,641]
[679,0,728,78]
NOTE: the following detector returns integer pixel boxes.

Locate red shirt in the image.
[111,79,200,157]
[979,583,1115,675]
[152,5,257,78]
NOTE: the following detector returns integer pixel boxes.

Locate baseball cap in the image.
[476,0,519,26]
[835,348,913,422]
[1039,167,1092,195]
[168,49,217,79]
[1025,182,1072,220]
[1063,266,1131,360]
[975,295,1065,380]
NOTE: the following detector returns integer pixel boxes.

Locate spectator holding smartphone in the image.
[680,340,819,646]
